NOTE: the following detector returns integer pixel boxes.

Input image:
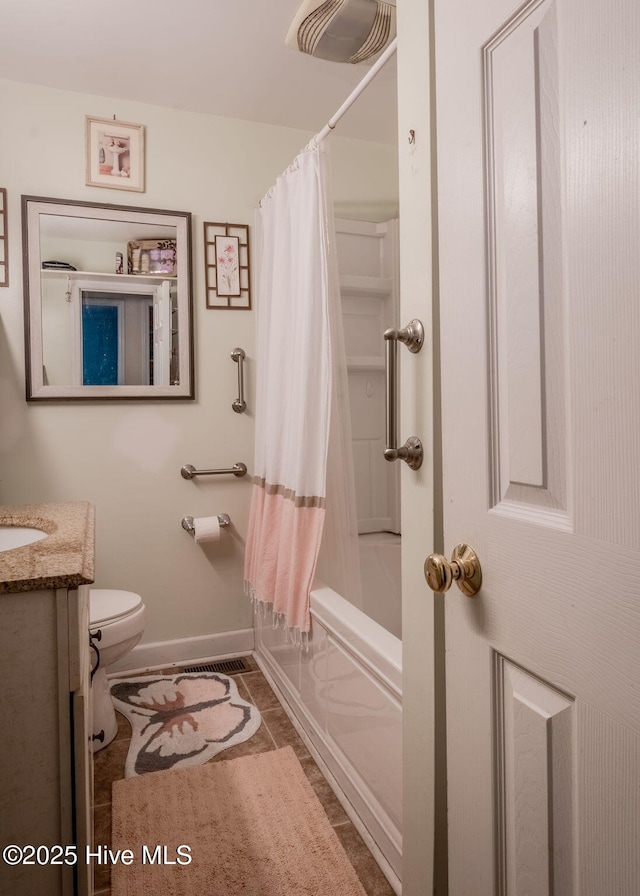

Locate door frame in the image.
[397,0,440,893]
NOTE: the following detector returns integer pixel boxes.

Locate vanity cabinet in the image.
[0,585,93,896]
[0,501,95,896]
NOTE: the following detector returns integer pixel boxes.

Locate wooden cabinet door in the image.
[68,585,93,896]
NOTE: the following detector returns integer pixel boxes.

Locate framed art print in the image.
[203,222,251,309]
[86,116,145,192]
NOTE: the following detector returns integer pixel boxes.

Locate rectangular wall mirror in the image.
[22,195,194,400]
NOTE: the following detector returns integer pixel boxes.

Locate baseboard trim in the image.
[106,628,255,675]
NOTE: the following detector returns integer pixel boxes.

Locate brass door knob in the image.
[424,543,482,597]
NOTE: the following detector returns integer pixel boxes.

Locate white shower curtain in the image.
[244,141,361,639]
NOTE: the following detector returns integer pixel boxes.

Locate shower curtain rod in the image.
[259,38,398,207]
[313,37,398,144]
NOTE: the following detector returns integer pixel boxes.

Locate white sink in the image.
[0,525,48,552]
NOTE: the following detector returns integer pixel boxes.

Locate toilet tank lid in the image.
[90,589,143,625]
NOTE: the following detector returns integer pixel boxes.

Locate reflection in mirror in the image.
[22,196,194,400]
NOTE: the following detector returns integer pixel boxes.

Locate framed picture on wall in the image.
[204,222,251,309]
[85,116,145,192]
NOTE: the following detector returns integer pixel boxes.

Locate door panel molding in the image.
[493,652,575,896]
[484,0,569,521]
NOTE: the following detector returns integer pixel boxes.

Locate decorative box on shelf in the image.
[127,238,177,276]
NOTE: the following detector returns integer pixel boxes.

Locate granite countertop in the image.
[0,501,95,594]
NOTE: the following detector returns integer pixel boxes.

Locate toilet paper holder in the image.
[181,514,231,535]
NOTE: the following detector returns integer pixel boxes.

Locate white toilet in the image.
[89,589,146,752]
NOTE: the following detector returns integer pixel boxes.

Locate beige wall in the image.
[0,78,397,646]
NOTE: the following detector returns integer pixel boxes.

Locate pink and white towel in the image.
[244,145,333,637]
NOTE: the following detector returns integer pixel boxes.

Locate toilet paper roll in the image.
[193,516,221,543]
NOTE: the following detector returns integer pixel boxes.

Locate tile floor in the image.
[93,657,395,896]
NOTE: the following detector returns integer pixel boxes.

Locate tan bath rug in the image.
[111,746,367,896]
[110,671,261,777]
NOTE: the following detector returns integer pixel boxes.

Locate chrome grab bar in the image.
[231,348,247,413]
[383,319,424,471]
[181,463,247,479]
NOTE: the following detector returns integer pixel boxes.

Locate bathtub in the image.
[254,551,402,893]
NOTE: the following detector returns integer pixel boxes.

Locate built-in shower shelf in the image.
[339,274,393,297]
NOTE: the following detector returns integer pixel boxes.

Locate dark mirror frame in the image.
[22,195,194,401]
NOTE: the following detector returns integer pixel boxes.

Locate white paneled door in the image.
[433,0,640,893]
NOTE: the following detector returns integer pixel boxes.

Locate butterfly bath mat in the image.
[110,672,262,777]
